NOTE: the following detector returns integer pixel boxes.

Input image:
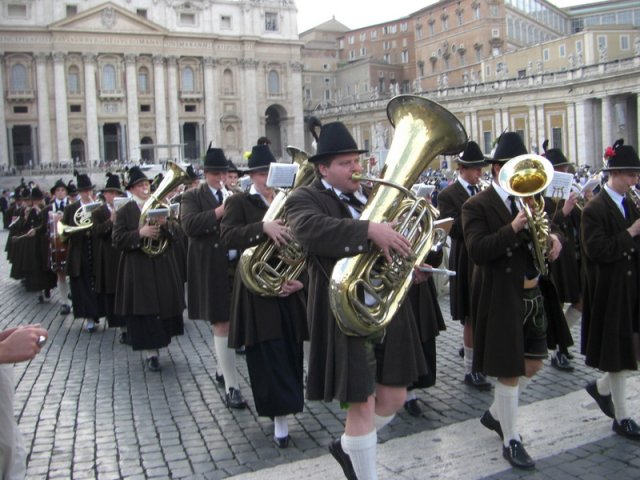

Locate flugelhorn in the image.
[329,95,467,337]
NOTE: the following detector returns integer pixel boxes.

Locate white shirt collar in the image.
[249,184,271,207]
[604,184,626,216]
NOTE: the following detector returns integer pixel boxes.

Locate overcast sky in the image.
[296,0,606,33]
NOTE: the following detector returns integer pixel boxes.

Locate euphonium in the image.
[139,161,190,257]
[498,153,555,276]
[56,201,101,242]
[238,146,315,296]
[330,95,467,337]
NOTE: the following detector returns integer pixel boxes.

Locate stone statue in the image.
[568,53,575,69]
[470,70,477,84]
[442,72,448,87]
[536,60,543,74]
[635,36,640,56]
[463,71,469,85]
[599,46,607,63]
[526,60,532,77]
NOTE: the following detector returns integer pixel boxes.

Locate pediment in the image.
[49,2,167,35]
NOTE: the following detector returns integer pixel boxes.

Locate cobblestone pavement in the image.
[2,229,638,479]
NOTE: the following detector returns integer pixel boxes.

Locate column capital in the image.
[52,51,66,63]
[203,56,217,67]
[82,52,97,64]
[34,52,49,63]
[124,53,137,65]
[240,58,259,69]
[152,54,165,66]
[166,56,178,67]
[289,60,303,72]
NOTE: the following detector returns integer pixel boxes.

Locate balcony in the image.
[179,90,203,101]
[6,90,35,103]
[99,89,125,101]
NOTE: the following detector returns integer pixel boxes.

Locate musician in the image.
[67,180,79,204]
[286,122,426,480]
[0,189,9,229]
[62,171,105,333]
[221,144,308,447]
[48,179,72,315]
[581,139,640,440]
[437,141,491,390]
[226,159,244,193]
[112,167,185,372]
[180,145,247,408]
[462,132,565,469]
[92,173,125,336]
[8,187,33,281]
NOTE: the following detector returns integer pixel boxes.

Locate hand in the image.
[0,326,48,364]
[562,193,579,216]
[413,264,432,284]
[511,210,528,233]
[25,228,36,237]
[367,221,412,263]
[139,224,160,240]
[279,279,303,297]
[263,219,293,246]
[628,219,640,237]
[548,233,562,261]
[214,204,224,220]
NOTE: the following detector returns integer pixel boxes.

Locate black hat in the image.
[102,172,124,193]
[50,178,68,195]
[203,143,229,172]
[246,144,276,172]
[603,139,640,171]
[67,180,78,196]
[126,166,150,189]
[489,132,528,163]
[19,186,31,200]
[456,141,489,167]
[186,164,199,181]
[74,170,94,191]
[227,159,244,176]
[541,139,570,168]
[30,187,44,201]
[309,122,368,163]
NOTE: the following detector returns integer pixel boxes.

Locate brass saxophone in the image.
[330,95,468,337]
[238,146,315,296]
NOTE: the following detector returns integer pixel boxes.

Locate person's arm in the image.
[180,189,220,237]
[0,326,48,364]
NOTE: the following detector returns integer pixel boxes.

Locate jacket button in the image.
[357,245,363,251]
[344,246,350,253]
[507,252,512,257]
[628,271,633,276]
[214,243,219,248]
[631,248,636,253]
[506,267,512,273]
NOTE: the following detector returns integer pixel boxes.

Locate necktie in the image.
[622,197,629,220]
[467,185,477,196]
[340,192,365,214]
[215,190,223,205]
[508,195,519,218]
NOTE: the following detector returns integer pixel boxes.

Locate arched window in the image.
[10,64,28,91]
[223,68,234,95]
[182,66,194,92]
[68,66,80,94]
[102,64,116,91]
[138,66,149,94]
[268,70,280,95]
[225,125,236,150]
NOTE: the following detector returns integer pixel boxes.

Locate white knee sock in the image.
[214,335,237,391]
[609,371,629,422]
[58,278,69,304]
[597,372,611,396]
[274,415,288,438]
[342,430,377,480]
[405,390,417,401]
[564,305,581,328]
[495,382,519,446]
[464,347,474,375]
[143,349,159,359]
[374,413,394,432]
[518,376,531,397]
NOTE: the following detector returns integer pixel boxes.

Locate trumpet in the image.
[627,186,640,210]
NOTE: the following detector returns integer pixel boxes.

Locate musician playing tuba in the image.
[285,119,431,480]
[461,132,569,470]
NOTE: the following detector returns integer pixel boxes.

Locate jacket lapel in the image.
[201,183,217,209]
[601,189,630,231]
[486,185,513,225]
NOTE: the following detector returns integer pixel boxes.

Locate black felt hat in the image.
[542,139,571,168]
[246,145,276,172]
[50,178,68,196]
[19,186,31,200]
[102,172,124,193]
[186,164,199,181]
[67,180,77,196]
[456,141,489,167]
[30,187,44,201]
[126,166,150,189]
[603,139,640,171]
[227,159,244,176]
[203,143,229,172]
[74,170,94,191]
[489,132,528,163]
[309,122,368,163]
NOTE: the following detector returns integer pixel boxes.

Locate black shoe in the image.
[459,347,465,358]
[586,381,615,418]
[86,319,96,333]
[328,439,357,480]
[236,346,246,355]
[94,318,100,325]
[464,372,492,391]
[502,439,535,469]
[404,398,422,417]
[119,332,128,345]
[273,435,290,449]
[224,387,247,409]
[60,304,71,315]
[480,410,503,440]
[37,295,44,304]
[215,372,225,385]
[550,352,575,372]
[612,419,640,440]
[146,356,161,372]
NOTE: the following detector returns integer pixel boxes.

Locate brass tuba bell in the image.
[329,95,468,337]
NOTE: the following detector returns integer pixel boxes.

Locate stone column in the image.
[470,112,478,146]
[494,109,502,134]
[636,93,640,148]
[0,54,7,169]
[528,105,537,152]
[566,102,577,164]
[289,60,304,148]
[576,99,595,167]
[83,53,100,165]
[152,55,167,150]
[241,58,259,149]
[53,52,71,162]
[536,104,545,147]
[601,96,613,148]
[501,109,509,134]
[124,54,140,162]
[464,112,472,139]
[166,56,180,161]
[203,56,217,145]
[34,53,52,166]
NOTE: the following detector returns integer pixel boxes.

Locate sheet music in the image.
[412,184,435,199]
[581,177,600,194]
[266,163,299,188]
[147,208,170,220]
[544,171,574,200]
[113,197,130,211]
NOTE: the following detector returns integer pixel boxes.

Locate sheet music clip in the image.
[266,163,299,188]
[412,184,435,199]
[147,208,170,220]
[238,176,253,191]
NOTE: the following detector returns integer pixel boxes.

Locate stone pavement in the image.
[1,229,638,479]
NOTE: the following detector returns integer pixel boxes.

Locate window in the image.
[182,67,194,92]
[518,69,526,78]
[620,35,630,50]
[10,64,27,91]
[491,28,500,38]
[483,131,493,154]
[360,47,367,57]
[221,15,231,29]
[400,22,408,31]
[180,13,196,25]
[348,35,355,45]
[7,4,27,17]
[457,11,463,25]
[576,40,582,53]
[597,35,607,50]
[401,50,409,63]
[552,127,562,149]
[429,23,435,36]
[416,25,423,40]
[66,5,77,17]
[13,106,28,114]
[348,50,355,60]
[70,104,81,113]
[543,49,549,61]
[474,5,480,20]
[402,38,407,47]
[304,88,311,100]
[185,105,196,112]
[383,53,391,63]
[268,70,280,95]
[324,89,331,101]
[223,69,234,95]
[140,104,151,113]
[442,18,448,31]
[383,41,391,50]
[136,9,147,18]
[371,30,377,39]
[490,5,499,17]
[559,45,565,57]
[138,67,149,94]
[360,33,366,41]
[265,12,278,32]
[68,66,80,94]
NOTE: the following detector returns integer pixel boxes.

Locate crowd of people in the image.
[2,120,640,480]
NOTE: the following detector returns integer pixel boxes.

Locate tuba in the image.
[498,153,555,276]
[330,95,468,337]
[238,146,316,296]
[139,161,190,256]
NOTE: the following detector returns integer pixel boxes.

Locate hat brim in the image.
[602,166,640,172]
[309,148,369,163]
[101,187,125,194]
[457,158,490,167]
[203,166,229,173]
[77,185,95,192]
[245,166,271,173]
[126,178,150,189]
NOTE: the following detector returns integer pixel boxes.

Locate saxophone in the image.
[330,94,468,337]
[238,146,316,296]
